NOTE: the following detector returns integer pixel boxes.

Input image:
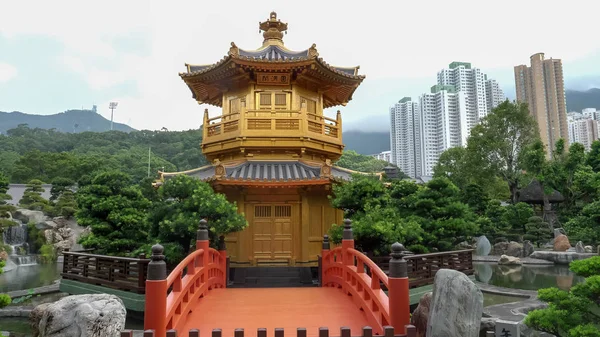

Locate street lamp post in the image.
[109,102,118,131]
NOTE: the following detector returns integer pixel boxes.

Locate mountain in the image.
[566,88,600,112]
[0,109,136,134]
[342,130,390,155]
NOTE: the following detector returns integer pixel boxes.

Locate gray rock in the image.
[575,241,585,253]
[426,269,483,337]
[553,228,566,238]
[522,240,535,257]
[492,241,523,257]
[529,251,597,265]
[475,236,491,256]
[411,292,432,337]
[58,227,73,239]
[31,294,126,337]
[36,221,58,230]
[14,209,48,225]
[43,230,54,244]
[584,245,593,253]
[498,255,522,266]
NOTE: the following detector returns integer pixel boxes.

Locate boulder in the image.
[585,245,593,253]
[426,269,483,337]
[554,228,567,238]
[575,241,585,253]
[58,227,73,239]
[14,209,47,225]
[44,230,54,244]
[554,234,571,252]
[411,292,432,337]
[522,240,535,257]
[492,241,523,257]
[457,241,472,249]
[31,294,126,337]
[498,255,522,266]
[54,239,73,252]
[529,251,597,265]
[474,236,491,256]
[52,216,69,228]
[36,221,58,230]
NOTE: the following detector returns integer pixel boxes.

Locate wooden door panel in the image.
[252,204,294,263]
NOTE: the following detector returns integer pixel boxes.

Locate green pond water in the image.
[0,262,62,293]
[474,261,586,291]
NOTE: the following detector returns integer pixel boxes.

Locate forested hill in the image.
[0,125,391,184]
[0,109,135,134]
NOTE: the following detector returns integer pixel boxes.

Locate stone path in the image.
[473,255,554,265]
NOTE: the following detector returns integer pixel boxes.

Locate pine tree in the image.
[0,173,16,232]
[19,179,49,211]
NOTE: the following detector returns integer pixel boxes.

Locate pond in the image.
[474,262,585,291]
[0,262,62,293]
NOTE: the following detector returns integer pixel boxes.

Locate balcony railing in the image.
[202,108,342,145]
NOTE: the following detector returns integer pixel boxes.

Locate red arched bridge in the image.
[63,220,473,337]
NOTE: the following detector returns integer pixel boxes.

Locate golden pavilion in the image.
[158,12,365,267]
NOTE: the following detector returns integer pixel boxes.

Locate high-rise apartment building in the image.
[515,53,569,156]
[485,78,505,112]
[567,111,599,151]
[419,86,467,176]
[369,150,392,163]
[389,61,503,178]
[390,97,422,178]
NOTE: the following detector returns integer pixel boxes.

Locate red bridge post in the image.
[218,235,227,287]
[341,219,354,265]
[320,234,330,286]
[388,242,412,335]
[144,244,168,337]
[196,219,210,269]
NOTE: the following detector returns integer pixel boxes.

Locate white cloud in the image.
[0,62,17,83]
[1,0,599,130]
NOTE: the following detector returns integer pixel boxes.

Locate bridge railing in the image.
[122,325,417,337]
[144,220,228,337]
[367,249,474,288]
[61,250,150,294]
[321,220,412,336]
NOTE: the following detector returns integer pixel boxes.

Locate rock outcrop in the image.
[492,241,523,257]
[529,251,597,265]
[554,234,571,252]
[14,209,48,225]
[426,269,483,337]
[411,292,432,337]
[498,255,522,266]
[522,240,534,257]
[554,228,567,238]
[575,241,585,253]
[585,245,593,253]
[30,294,126,337]
[474,236,491,256]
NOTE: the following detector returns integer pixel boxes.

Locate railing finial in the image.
[322,234,330,250]
[147,243,167,280]
[389,242,412,278]
[342,218,353,240]
[197,219,209,241]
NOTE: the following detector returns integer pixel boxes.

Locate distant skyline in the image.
[1,0,599,132]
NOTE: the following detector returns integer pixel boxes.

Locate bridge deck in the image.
[181,288,370,337]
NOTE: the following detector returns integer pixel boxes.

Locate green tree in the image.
[525,257,600,336]
[564,200,600,245]
[433,147,471,190]
[76,171,151,255]
[501,202,535,241]
[18,179,49,211]
[49,177,75,202]
[0,173,16,232]
[467,101,538,204]
[330,174,389,217]
[524,216,552,246]
[148,175,248,259]
[336,150,405,175]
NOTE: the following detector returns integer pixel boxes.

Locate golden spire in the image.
[259,11,288,46]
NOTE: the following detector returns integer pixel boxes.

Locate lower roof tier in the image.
[157,160,374,187]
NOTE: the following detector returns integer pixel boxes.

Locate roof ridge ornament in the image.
[308,43,319,58]
[229,42,239,57]
[259,11,288,46]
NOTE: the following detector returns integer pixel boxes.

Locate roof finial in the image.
[259,11,288,46]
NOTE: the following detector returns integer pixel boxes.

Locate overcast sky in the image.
[1,0,599,132]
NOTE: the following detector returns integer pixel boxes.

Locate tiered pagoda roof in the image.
[179,12,365,108]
